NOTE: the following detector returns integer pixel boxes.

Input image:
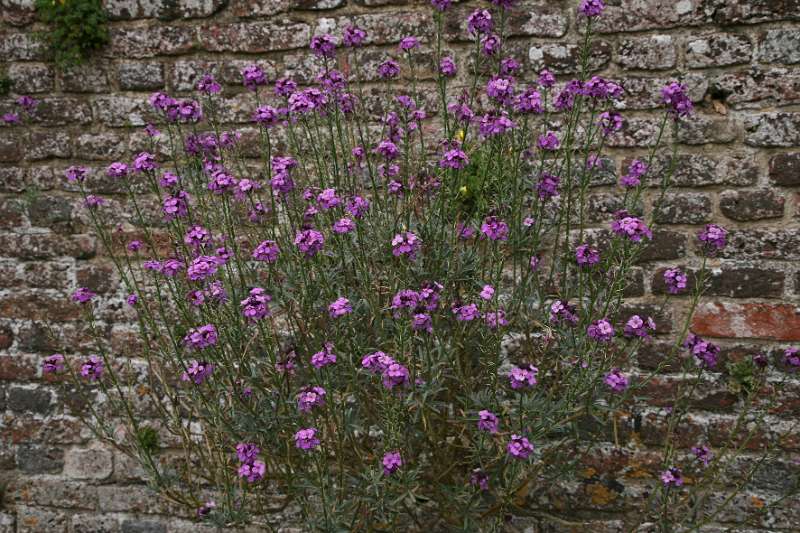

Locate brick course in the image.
[1,0,800,530]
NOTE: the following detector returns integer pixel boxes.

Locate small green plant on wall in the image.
[34,0,109,67]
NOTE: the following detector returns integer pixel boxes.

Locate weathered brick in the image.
[723,229,800,260]
[745,112,800,147]
[75,132,128,160]
[28,98,93,127]
[16,444,64,474]
[171,60,220,92]
[121,520,167,533]
[60,63,111,93]
[676,113,738,145]
[769,152,800,186]
[637,230,687,262]
[0,32,46,61]
[24,131,72,161]
[686,33,753,68]
[444,2,567,41]
[528,41,612,74]
[652,266,785,298]
[693,301,800,341]
[711,67,800,108]
[0,134,21,162]
[118,61,165,91]
[713,0,800,25]
[91,95,154,127]
[198,20,311,52]
[1,0,35,26]
[7,63,55,93]
[653,192,712,224]
[16,505,67,533]
[647,153,758,187]
[6,385,53,414]
[720,189,785,221]
[591,0,708,34]
[76,262,120,293]
[619,74,707,110]
[759,29,800,64]
[71,513,121,533]
[106,0,226,20]
[110,26,196,58]
[64,447,114,480]
[618,35,676,70]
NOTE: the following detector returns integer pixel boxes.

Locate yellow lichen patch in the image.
[581,467,597,479]
[751,495,766,509]
[586,483,617,506]
[624,467,654,480]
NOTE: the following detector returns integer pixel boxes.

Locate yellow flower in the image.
[458,185,469,196]
[455,129,465,142]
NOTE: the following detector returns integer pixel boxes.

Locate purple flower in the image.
[133,152,158,172]
[550,300,578,326]
[183,324,218,350]
[253,105,282,127]
[80,355,104,381]
[784,347,800,370]
[297,386,327,413]
[412,313,433,333]
[311,342,337,369]
[537,131,560,151]
[310,34,337,58]
[538,69,556,88]
[514,87,543,114]
[238,460,266,483]
[197,501,216,518]
[598,111,623,135]
[382,451,403,476]
[753,352,769,369]
[440,56,457,77]
[620,159,648,187]
[295,229,325,257]
[684,333,720,369]
[439,149,469,170]
[453,303,480,322]
[697,224,727,252]
[65,165,88,183]
[382,362,410,389]
[16,95,38,113]
[484,310,508,330]
[236,443,261,463]
[162,191,189,220]
[480,216,509,241]
[478,111,515,137]
[604,368,629,392]
[477,409,499,433]
[481,34,502,56]
[106,162,128,178]
[486,76,514,104]
[252,240,280,263]
[328,297,352,318]
[479,285,495,301]
[663,268,688,294]
[377,59,401,79]
[333,217,355,234]
[578,0,605,17]
[161,258,184,277]
[624,315,656,339]
[127,294,138,306]
[392,231,421,259]
[500,57,521,75]
[611,213,653,242]
[343,25,367,47]
[242,64,267,91]
[2,112,20,124]
[692,445,713,467]
[197,73,221,94]
[83,195,105,209]
[467,9,493,35]
[317,188,341,210]
[240,288,272,322]
[430,0,451,10]
[537,172,560,200]
[470,469,489,491]
[362,351,395,374]
[507,434,534,460]
[661,467,683,487]
[274,78,297,98]
[72,287,96,304]
[399,36,419,51]
[662,81,693,118]
[294,428,321,450]
[375,139,400,160]
[181,360,214,385]
[187,255,220,281]
[509,365,538,390]
[42,354,65,374]
[575,244,600,267]
[587,319,615,342]
[127,240,142,252]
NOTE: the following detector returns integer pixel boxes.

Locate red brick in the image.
[692,302,800,341]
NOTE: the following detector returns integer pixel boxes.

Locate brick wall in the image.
[1,0,800,531]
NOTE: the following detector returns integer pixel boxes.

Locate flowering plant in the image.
[41,0,798,530]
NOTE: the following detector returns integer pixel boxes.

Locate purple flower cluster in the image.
[785,347,800,370]
[661,82,693,118]
[603,368,629,393]
[236,443,266,483]
[587,319,615,342]
[697,224,727,252]
[480,216,509,241]
[184,324,218,350]
[297,386,327,413]
[295,428,321,451]
[328,297,352,318]
[623,315,656,339]
[507,434,534,459]
[361,351,410,390]
[550,300,578,326]
[575,244,600,267]
[311,342,337,369]
[477,410,499,433]
[80,355,104,381]
[611,212,653,242]
[509,365,538,390]
[684,333,720,369]
[181,360,214,385]
[382,451,403,476]
[42,354,65,374]
[252,240,280,263]
[660,467,684,487]
[240,288,272,322]
[620,159,647,188]
[392,231,421,259]
[663,268,688,294]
